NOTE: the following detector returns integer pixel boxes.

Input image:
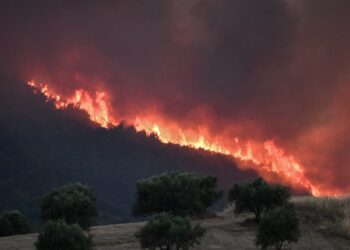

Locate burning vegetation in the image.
[27,80,319,196]
[1,0,350,201]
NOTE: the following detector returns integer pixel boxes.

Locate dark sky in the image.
[1,0,350,194]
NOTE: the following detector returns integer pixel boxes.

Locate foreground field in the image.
[293,196,350,239]
[1,202,350,250]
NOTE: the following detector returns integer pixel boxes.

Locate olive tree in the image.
[135,213,205,250]
[133,172,222,217]
[41,183,97,229]
[228,178,290,222]
[0,210,30,236]
[256,204,300,250]
[35,220,93,250]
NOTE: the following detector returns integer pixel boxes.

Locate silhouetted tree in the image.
[256,204,300,250]
[41,183,97,229]
[0,210,30,236]
[228,178,290,222]
[135,213,205,250]
[35,220,93,250]
[133,172,222,217]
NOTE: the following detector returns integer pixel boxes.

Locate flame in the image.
[27,80,322,196]
[28,80,117,128]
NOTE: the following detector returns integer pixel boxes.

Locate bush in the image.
[41,183,97,229]
[133,172,222,217]
[35,220,93,250]
[256,204,300,250]
[228,178,290,222]
[135,213,205,250]
[0,210,30,236]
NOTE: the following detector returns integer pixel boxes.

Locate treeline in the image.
[0,172,300,250]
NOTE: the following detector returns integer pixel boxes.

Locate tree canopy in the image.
[256,204,300,250]
[35,220,93,250]
[228,178,290,222]
[133,172,223,217]
[40,183,97,229]
[135,213,205,250]
[0,210,30,236]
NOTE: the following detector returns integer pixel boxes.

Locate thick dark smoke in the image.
[1,0,350,193]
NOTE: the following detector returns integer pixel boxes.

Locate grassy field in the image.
[1,197,350,249]
[293,195,350,239]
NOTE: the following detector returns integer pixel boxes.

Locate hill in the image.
[0,76,257,225]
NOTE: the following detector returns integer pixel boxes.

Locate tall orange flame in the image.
[27,80,321,196]
[28,81,117,128]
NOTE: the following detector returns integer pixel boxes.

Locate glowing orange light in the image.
[28,80,117,128]
[27,80,322,196]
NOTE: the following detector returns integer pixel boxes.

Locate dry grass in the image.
[2,203,350,249]
[292,196,350,239]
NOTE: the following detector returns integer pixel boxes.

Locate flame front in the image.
[27,80,321,196]
[28,81,117,128]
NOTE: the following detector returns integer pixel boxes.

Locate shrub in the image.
[135,213,205,250]
[256,204,300,250]
[228,178,290,222]
[35,220,93,250]
[133,172,222,217]
[41,183,97,229]
[0,210,30,236]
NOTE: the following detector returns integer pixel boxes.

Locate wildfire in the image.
[28,80,117,128]
[27,80,321,196]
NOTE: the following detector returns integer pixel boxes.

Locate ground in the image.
[0,207,349,250]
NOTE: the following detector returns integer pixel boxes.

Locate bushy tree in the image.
[35,220,93,250]
[0,210,30,236]
[228,178,290,222]
[135,213,205,250]
[133,172,222,217]
[41,183,97,229]
[256,204,300,250]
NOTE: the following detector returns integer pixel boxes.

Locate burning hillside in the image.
[1,0,350,197]
[27,80,319,195]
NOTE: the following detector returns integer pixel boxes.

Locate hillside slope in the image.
[1,208,349,250]
[0,78,257,225]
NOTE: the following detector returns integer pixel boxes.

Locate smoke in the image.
[1,0,350,194]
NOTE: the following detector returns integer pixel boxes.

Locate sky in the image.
[1,0,350,194]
